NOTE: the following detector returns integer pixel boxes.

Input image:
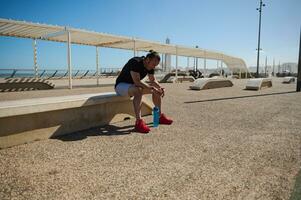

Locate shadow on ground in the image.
[53,124,134,141]
[290,168,301,200]
[52,122,154,142]
[184,91,297,104]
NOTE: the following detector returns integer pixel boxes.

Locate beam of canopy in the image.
[0,18,248,72]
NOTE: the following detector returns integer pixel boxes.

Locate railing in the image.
[0,68,121,79]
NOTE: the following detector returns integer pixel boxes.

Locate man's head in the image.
[144,50,160,70]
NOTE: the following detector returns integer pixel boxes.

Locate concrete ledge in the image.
[282,77,295,84]
[0,92,153,148]
[245,78,272,90]
[189,78,233,90]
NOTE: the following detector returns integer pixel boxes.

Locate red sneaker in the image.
[135,119,150,133]
[159,113,173,125]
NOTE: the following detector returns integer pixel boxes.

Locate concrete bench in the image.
[0,92,153,148]
[159,72,189,83]
[167,76,195,83]
[189,78,233,90]
[282,77,295,84]
[245,78,272,90]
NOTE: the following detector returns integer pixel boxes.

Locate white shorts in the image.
[115,82,134,96]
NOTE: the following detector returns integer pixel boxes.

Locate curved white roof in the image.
[0,18,248,72]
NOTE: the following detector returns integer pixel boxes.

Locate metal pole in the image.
[67,30,72,89]
[33,39,38,78]
[161,53,165,71]
[96,46,99,86]
[256,0,265,78]
[133,39,136,57]
[194,57,196,71]
[176,46,178,81]
[265,56,267,77]
[297,28,301,92]
[272,58,275,76]
[187,57,189,69]
[204,51,207,77]
[221,55,224,77]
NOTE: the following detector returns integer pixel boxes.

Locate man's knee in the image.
[152,92,162,98]
[130,86,143,96]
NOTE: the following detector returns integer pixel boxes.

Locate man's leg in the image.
[144,84,173,125]
[128,86,152,133]
[150,91,161,114]
[128,85,162,118]
[128,86,143,120]
[147,83,162,114]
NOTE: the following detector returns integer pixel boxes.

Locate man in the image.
[115,50,173,133]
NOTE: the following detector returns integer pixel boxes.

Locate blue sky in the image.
[0,0,300,70]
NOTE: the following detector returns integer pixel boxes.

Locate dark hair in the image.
[146,50,160,62]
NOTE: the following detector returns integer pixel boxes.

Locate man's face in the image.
[145,58,159,69]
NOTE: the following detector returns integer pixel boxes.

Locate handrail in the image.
[0,67,121,79]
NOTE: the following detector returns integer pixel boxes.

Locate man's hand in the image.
[150,86,164,97]
[160,87,165,97]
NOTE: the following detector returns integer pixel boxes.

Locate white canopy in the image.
[0,18,248,73]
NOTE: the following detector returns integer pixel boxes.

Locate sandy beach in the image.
[0,77,300,199]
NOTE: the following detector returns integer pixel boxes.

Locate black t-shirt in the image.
[115,56,154,87]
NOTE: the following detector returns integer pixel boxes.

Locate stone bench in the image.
[167,76,195,83]
[245,78,272,90]
[0,92,153,148]
[189,78,233,90]
[159,72,189,83]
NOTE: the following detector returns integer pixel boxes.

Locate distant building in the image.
[281,62,298,73]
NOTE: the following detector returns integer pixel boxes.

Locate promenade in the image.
[0,78,300,199]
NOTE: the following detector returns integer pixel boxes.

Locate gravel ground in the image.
[0,78,300,200]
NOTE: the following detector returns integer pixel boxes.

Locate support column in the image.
[265,56,267,77]
[176,46,178,81]
[221,55,224,77]
[272,58,275,76]
[33,39,38,78]
[187,57,189,69]
[67,30,72,89]
[297,29,301,92]
[96,47,100,86]
[204,51,207,77]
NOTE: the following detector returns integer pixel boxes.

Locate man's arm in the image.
[148,74,165,97]
[148,74,161,88]
[130,71,152,89]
